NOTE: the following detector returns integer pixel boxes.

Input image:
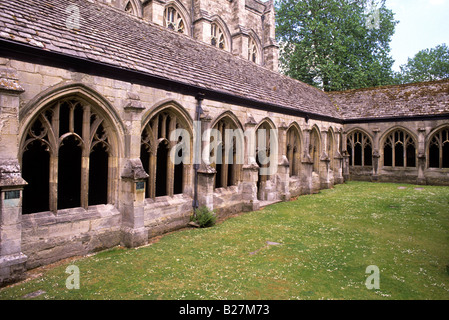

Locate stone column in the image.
[341,130,350,181]
[262,1,279,72]
[120,96,149,248]
[333,129,344,184]
[371,128,381,182]
[241,115,259,211]
[417,127,427,185]
[277,122,290,201]
[197,109,215,210]
[143,0,166,26]
[302,127,313,194]
[193,11,212,44]
[319,128,331,189]
[0,65,28,285]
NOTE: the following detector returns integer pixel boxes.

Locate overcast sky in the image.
[387,0,449,71]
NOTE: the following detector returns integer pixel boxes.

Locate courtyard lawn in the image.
[1,181,449,300]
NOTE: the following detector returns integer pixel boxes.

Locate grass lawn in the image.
[1,181,449,300]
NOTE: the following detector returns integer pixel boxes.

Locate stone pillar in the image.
[319,128,331,189]
[197,109,215,210]
[193,11,212,44]
[0,65,28,286]
[120,96,149,248]
[241,116,259,211]
[341,130,350,181]
[417,127,427,185]
[371,128,380,182]
[301,127,313,194]
[143,0,166,26]
[334,129,344,184]
[262,1,279,72]
[231,0,249,60]
[277,122,290,201]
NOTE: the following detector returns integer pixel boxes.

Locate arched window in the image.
[286,126,301,177]
[141,107,191,199]
[428,127,449,168]
[347,130,373,167]
[248,38,258,63]
[211,23,226,50]
[125,1,134,14]
[164,6,185,34]
[211,117,242,188]
[310,128,320,173]
[21,97,112,214]
[256,121,276,200]
[124,0,142,17]
[383,129,416,168]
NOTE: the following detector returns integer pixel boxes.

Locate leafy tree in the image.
[396,44,449,84]
[276,0,398,91]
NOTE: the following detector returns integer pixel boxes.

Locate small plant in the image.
[190,206,217,228]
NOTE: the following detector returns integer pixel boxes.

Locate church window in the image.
[383,129,416,168]
[140,108,190,199]
[211,23,225,50]
[248,38,258,63]
[164,7,185,34]
[428,127,449,168]
[286,126,301,177]
[211,117,241,189]
[347,130,372,167]
[21,98,112,214]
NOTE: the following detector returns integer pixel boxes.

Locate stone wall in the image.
[1,53,448,285]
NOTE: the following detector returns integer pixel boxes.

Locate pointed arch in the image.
[247,29,263,65]
[210,15,232,52]
[163,0,191,36]
[380,126,417,168]
[211,111,244,189]
[286,122,303,177]
[427,125,449,169]
[309,125,321,173]
[19,83,123,214]
[346,128,373,167]
[140,100,193,199]
[124,0,143,18]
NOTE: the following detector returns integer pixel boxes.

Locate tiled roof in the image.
[1,0,448,122]
[328,80,449,120]
[0,0,340,119]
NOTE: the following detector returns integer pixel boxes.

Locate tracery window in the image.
[347,130,373,167]
[141,108,190,199]
[248,38,258,63]
[125,1,134,14]
[286,126,301,177]
[428,127,449,168]
[21,98,112,214]
[211,117,241,189]
[310,128,320,173]
[211,23,225,50]
[164,7,185,34]
[383,129,416,168]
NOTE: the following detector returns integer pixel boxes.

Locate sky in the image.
[386,0,449,71]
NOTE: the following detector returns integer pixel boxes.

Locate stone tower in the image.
[96,0,279,71]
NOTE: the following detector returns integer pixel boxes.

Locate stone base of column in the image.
[120,227,148,249]
[0,253,27,287]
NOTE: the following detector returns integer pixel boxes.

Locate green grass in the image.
[1,181,449,300]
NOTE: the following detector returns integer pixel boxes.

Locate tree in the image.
[276,0,398,92]
[396,44,449,84]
